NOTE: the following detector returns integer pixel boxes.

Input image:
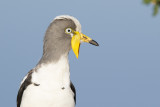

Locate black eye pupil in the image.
[68,29,71,32]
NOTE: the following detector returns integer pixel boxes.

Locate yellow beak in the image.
[71,31,99,59]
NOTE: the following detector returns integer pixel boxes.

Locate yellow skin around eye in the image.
[65,28,72,34]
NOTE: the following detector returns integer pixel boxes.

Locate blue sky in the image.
[0,0,160,107]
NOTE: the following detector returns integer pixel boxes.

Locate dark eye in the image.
[65,28,72,34]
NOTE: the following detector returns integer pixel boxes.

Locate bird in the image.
[17,15,99,107]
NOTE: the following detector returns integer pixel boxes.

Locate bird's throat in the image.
[34,55,71,90]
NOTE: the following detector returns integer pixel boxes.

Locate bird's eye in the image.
[65,28,72,34]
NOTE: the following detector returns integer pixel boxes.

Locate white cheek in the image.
[80,40,84,43]
[70,33,73,37]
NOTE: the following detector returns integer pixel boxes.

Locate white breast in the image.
[20,56,75,107]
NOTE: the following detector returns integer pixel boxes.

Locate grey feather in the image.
[38,19,76,64]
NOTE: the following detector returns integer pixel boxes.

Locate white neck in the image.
[32,55,70,91]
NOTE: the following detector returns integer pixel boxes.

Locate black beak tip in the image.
[89,40,99,46]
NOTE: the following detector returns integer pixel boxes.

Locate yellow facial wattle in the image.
[71,31,99,59]
[71,32,81,58]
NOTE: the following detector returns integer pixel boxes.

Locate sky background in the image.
[0,0,160,107]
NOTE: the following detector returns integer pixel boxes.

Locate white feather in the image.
[20,56,75,107]
[54,15,82,33]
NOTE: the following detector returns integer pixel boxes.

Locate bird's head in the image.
[43,15,99,60]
